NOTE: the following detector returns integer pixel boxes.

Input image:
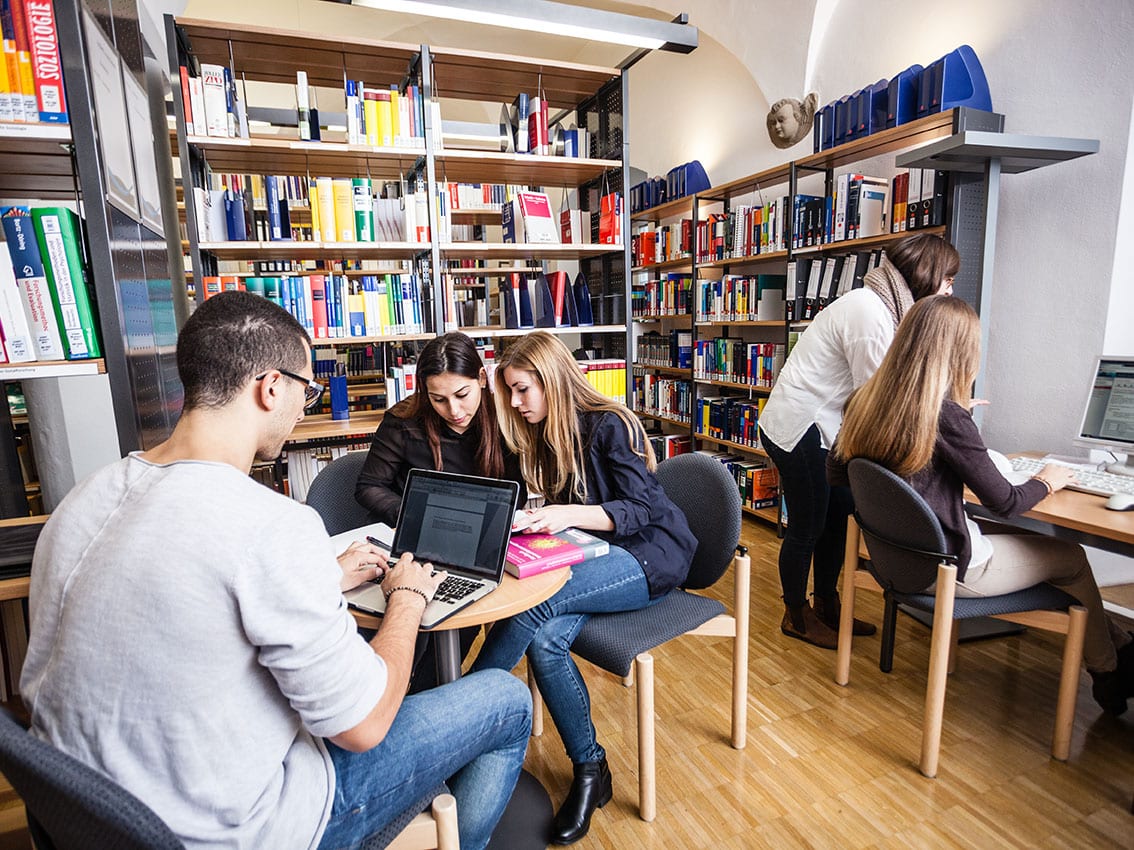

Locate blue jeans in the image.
[763,425,853,607]
[470,545,651,765]
[317,669,531,850]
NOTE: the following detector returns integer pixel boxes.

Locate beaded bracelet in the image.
[383,585,431,606]
[1032,475,1054,495]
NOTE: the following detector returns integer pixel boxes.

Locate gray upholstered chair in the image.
[0,707,185,850]
[305,450,373,535]
[835,458,1088,778]
[534,452,750,822]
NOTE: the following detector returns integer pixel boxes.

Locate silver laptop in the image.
[344,468,520,629]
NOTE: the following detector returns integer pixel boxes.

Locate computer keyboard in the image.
[1008,456,1134,497]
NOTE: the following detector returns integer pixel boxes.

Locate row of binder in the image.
[500,271,595,329]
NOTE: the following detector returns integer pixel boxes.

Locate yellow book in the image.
[363,90,379,147]
[308,179,321,241]
[1,34,17,123]
[15,42,35,123]
[0,38,11,124]
[316,176,336,243]
[349,292,367,335]
[332,178,355,242]
[376,90,392,147]
[388,88,400,144]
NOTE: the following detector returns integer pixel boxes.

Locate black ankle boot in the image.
[551,757,612,845]
[814,594,877,637]
[1090,669,1128,717]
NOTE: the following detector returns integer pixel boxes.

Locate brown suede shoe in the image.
[781,602,838,649]
[814,594,877,637]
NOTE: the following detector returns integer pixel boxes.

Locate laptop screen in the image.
[391,469,520,580]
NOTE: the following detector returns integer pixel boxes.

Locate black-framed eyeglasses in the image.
[257,369,325,409]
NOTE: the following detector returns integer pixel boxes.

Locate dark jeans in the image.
[763,424,853,607]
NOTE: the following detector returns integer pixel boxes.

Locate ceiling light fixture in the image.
[343,0,698,53]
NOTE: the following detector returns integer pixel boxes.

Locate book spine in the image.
[178,65,194,134]
[199,63,227,137]
[264,174,282,240]
[0,242,34,361]
[31,208,99,358]
[331,178,354,242]
[9,0,37,123]
[316,177,335,242]
[21,0,65,122]
[2,209,63,358]
[352,177,373,242]
[0,2,15,125]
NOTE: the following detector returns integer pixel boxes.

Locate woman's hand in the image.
[1035,463,1077,494]
[337,539,388,592]
[517,504,613,534]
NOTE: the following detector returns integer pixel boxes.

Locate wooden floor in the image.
[523,518,1134,849]
[1,517,1130,849]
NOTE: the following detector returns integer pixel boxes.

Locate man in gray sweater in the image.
[21,291,531,850]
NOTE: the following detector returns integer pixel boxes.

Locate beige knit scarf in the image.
[863,256,914,329]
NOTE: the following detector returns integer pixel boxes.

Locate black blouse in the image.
[355,402,527,526]
[565,410,698,599]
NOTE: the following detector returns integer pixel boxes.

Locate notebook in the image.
[343,469,520,629]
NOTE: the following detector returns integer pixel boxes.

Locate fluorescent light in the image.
[348,0,697,53]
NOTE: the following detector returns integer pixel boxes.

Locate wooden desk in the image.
[351,568,571,682]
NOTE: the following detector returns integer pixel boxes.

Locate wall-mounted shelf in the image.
[895,131,1099,174]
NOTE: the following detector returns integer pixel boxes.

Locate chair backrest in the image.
[0,709,185,850]
[305,450,373,535]
[846,458,956,594]
[655,453,741,590]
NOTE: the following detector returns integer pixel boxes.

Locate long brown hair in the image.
[402,332,503,478]
[494,331,655,503]
[886,233,961,300]
[835,296,980,476]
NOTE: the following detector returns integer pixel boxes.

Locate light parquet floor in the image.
[521,517,1134,850]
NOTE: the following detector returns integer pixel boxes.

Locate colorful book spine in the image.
[31,207,100,358]
[1,206,63,359]
[505,527,610,578]
[22,0,66,123]
[0,241,34,361]
[352,177,372,242]
[8,0,38,123]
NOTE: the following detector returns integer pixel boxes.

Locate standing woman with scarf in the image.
[759,233,961,648]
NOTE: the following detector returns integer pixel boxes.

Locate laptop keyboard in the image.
[433,576,483,603]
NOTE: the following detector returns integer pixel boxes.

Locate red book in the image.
[201,276,222,299]
[505,527,609,579]
[21,0,67,123]
[547,270,567,326]
[179,65,194,133]
[309,274,328,338]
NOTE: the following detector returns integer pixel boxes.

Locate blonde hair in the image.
[835,296,981,476]
[494,331,655,502]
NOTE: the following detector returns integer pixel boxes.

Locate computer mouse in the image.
[1104,493,1134,511]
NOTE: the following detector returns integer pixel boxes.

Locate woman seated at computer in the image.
[355,332,526,692]
[470,331,697,845]
[829,296,1134,715]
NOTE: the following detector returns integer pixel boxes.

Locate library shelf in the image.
[632,313,692,323]
[631,256,693,274]
[0,360,107,380]
[696,250,790,270]
[450,209,502,226]
[0,122,76,199]
[743,504,780,525]
[197,241,427,261]
[434,149,620,186]
[632,364,691,378]
[441,243,622,262]
[441,265,541,276]
[630,195,694,223]
[345,382,386,399]
[794,108,960,172]
[695,319,784,329]
[791,225,946,257]
[182,134,422,180]
[286,410,385,443]
[308,333,435,348]
[637,412,691,429]
[697,164,793,204]
[694,378,774,393]
[458,324,626,338]
[695,433,769,459]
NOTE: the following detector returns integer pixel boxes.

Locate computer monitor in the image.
[1075,355,1134,476]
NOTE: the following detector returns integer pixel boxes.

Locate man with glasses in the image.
[21,291,531,850]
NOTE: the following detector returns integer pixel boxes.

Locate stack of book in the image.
[579,359,626,404]
[632,371,691,423]
[0,206,100,364]
[695,274,786,323]
[632,273,691,318]
[0,0,68,125]
[648,432,691,461]
[695,398,766,449]
[635,329,691,369]
[631,220,693,266]
[693,338,783,388]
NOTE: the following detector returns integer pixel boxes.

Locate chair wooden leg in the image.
[622,670,634,688]
[1052,605,1087,761]
[947,621,960,675]
[635,652,655,822]
[880,595,899,673]
[835,519,860,686]
[732,551,750,749]
[527,665,542,738]
[920,562,957,779]
[433,793,459,850]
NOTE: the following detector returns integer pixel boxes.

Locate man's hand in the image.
[380,551,448,606]
[336,540,388,592]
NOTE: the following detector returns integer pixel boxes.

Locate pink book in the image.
[505,527,610,578]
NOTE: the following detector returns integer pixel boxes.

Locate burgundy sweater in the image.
[828,400,1049,579]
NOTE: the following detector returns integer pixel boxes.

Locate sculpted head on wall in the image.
[767,92,818,149]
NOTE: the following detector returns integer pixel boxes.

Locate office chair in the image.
[0,707,185,850]
[305,450,373,535]
[835,458,1088,778]
[547,452,750,822]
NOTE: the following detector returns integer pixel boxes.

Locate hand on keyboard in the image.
[1008,456,1134,497]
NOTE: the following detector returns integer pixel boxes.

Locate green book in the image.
[30,208,101,359]
[352,178,373,242]
[244,276,266,297]
[262,276,283,306]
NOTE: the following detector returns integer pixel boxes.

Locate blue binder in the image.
[932,45,992,114]
[572,272,594,326]
[886,65,922,128]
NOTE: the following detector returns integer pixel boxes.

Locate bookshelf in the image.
[168,16,633,490]
[628,107,1045,526]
